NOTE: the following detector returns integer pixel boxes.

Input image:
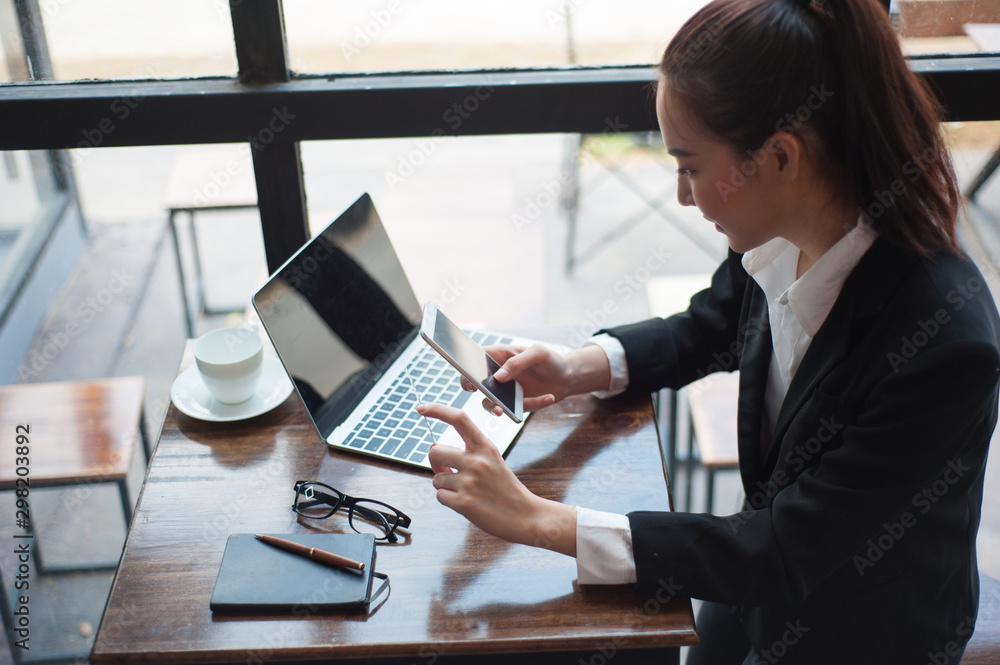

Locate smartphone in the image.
[419,303,524,423]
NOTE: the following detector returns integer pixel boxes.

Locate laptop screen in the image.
[253,194,422,439]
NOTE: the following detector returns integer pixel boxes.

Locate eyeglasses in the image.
[292,480,411,543]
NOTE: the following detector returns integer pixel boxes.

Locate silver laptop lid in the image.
[253,193,422,440]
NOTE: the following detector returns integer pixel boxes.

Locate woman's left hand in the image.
[419,402,577,556]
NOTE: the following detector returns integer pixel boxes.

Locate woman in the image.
[417,0,1000,662]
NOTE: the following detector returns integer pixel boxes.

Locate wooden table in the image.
[90,343,697,664]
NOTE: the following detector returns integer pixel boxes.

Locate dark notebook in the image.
[210,532,378,612]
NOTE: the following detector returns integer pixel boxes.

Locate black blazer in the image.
[606,239,1000,664]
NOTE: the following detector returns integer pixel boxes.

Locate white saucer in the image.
[170,356,294,422]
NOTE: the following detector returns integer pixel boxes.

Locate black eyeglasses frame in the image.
[292,480,411,543]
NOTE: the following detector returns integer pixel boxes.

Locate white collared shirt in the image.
[743,221,876,432]
[575,219,877,585]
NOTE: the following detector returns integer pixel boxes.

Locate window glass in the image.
[892,0,1000,55]
[0,44,10,81]
[948,120,1000,205]
[23,0,237,82]
[72,143,266,314]
[298,124,1000,330]
[0,150,61,299]
[300,134,725,331]
[285,0,712,74]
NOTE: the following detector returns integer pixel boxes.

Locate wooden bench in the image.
[0,376,147,663]
[0,376,148,569]
[646,274,740,512]
[686,371,741,513]
[645,274,713,481]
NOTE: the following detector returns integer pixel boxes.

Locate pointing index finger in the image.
[416,403,490,452]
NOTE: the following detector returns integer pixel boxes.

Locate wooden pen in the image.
[254,534,365,572]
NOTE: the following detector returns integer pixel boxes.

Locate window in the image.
[0,150,61,297]
[892,0,1000,55]
[2,0,999,317]
[284,0,712,73]
[17,0,238,82]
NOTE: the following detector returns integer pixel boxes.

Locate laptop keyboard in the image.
[344,331,512,465]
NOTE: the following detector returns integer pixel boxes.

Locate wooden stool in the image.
[645,274,715,482]
[964,570,1000,664]
[0,377,147,663]
[165,146,258,337]
[0,376,148,571]
[686,371,740,513]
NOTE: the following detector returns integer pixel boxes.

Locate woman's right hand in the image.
[466,343,613,414]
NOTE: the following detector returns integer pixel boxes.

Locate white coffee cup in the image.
[194,327,264,404]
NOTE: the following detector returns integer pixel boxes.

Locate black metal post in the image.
[12,0,53,80]
[229,0,310,274]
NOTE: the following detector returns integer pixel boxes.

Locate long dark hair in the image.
[661,0,960,257]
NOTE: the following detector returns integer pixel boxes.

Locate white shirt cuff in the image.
[575,506,637,585]
[587,334,628,398]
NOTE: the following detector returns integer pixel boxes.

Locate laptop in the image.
[252,193,529,470]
